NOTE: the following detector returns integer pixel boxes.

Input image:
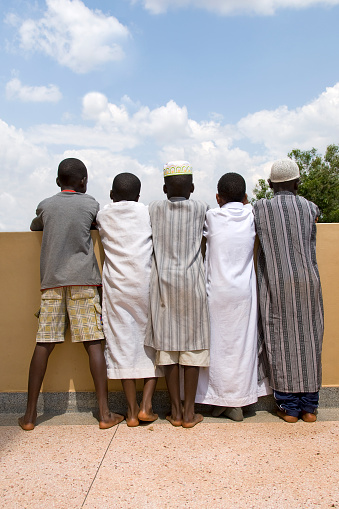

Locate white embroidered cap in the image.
[163,161,193,177]
[270,159,300,183]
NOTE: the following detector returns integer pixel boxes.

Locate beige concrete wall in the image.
[316,224,339,386]
[0,226,338,393]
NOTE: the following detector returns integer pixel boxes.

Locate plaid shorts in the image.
[36,286,104,343]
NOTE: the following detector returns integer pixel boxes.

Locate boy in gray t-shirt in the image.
[19,158,123,431]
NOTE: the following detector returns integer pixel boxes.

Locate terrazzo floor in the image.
[0,410,338,508]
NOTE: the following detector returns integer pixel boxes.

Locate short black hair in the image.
[58,158,87,186]
[112,173,141,201]
[217,173,246,202]
[164,174,193,197]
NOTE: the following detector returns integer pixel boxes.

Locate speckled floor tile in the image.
[0,425,117,509]
[84,422,339,509]
[1,420,338,509]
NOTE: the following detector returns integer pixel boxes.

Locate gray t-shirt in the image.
[31,191,102,290]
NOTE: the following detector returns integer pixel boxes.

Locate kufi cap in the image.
[270,159,300,183]
[163,160,192,177]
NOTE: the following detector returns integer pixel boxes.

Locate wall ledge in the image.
[1,387,338,415]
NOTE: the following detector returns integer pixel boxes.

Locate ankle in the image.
[127,404,139,417]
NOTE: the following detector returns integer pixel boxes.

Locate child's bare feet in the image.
[125,406,140,427]
[182,413,204,428]
[126,416,139,427]
[166,414,182,427]
[18,413,37,431]
[138,409,158,422]
[99,412,124,429]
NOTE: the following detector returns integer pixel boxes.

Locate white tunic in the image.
[96,202,160,379]
[196,202,265,407]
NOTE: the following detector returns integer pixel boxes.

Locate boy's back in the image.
[146,198,209,352]
[31,191,101,289]
[204,203,255,297]
[146,162,210,428]
[96,173,160,426]
[254,192,323,393]
[97,201,152,300]
[97,195,160,382]
[196,176,264,413]
[254,159,323,423]
[19,158,123,431]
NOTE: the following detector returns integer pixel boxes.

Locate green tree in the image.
[250,178,273,204]
[251,144,339,222]
[289,144,339,223]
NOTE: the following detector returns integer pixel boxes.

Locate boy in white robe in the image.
[196,173,266,421]
[96,173,160,427]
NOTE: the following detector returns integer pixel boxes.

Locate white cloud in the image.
[81,94,228,146]
[0,119,56,231]
[1,82,339,230]
[17,0,130,73]
[6,78,62,102]
[237,83,339,156]
[133,0,339,15]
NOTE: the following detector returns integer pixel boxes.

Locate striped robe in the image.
[145,199,210,352]
[254,192,324,393]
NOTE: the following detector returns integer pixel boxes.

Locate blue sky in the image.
[1,0,339,230]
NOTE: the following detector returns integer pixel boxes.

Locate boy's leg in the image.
[274,390,300,423]
[300,392,319,422]
[138,377,158,422]
[83,340,124,429]
[18,342,56,430]
[164,364,183,426]
[121,379,139,427]
[182,365,203,428]
[19,287,67,430]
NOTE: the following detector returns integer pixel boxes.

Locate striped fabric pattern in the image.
[145,199,210,352]
[254,192,324,393]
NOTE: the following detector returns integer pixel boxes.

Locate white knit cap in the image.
[163,161,192,177]
[269,159,300,183]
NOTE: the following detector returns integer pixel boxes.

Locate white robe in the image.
[96,202,160,379]
[196,202,270,407]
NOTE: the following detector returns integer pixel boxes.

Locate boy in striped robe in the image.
[145,161,210,428]
[254,159,324,423]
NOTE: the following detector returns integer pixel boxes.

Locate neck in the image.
[273,185,297,195]
[60,186,85,193]
[271,179,298,195]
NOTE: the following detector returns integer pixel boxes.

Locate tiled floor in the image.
[0,411,338,508]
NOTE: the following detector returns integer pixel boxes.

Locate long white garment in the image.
[96,202,160,379]
[196,202,263,407]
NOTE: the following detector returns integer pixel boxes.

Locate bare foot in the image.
[18,413,37,431]
[126,416,139,427]
[138,409,158,422]
[182,413,204,428]
[166,414,182,427]
[99,412,124,429]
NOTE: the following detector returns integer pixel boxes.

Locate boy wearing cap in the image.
[254,159,324,423]
[145,161,210,428]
